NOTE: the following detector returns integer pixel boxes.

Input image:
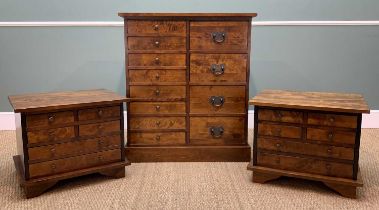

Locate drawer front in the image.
[129,132,186,145]
[79,121,120,137]
[129,117,185,130]
[27,127,75,145]
[190,86,245,114]
[26,111,74,128]
[190,54,247,83]
[78,106,120,121]
[258,123,302,139]
[307,113,357,128]
[190,117,245,145]
[128,54,186,67]
[128,37,186,51]
[29,149,121,178]
[258,138,354,160]
[190,21,248,51]
[307,128,356,145]
[28,135,121,162]
[129,102,185,114]
[257,152,353,179]
[129,70,186,84]
[127,20,186,36]
[258,109,303,124]
[130,86,186,99]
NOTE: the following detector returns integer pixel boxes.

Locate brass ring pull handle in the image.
[209,126,224,138]
[211,32,226,43]
[154,57,160,64]
[154,41,160,47]
[98,110,103,117]
[48,116,54,122]
[155,89,160,96]
[210,64,225,76]
[209,96,225,107]
[155,105,160,111]
[155,135,160,141]
[153,24,159,31]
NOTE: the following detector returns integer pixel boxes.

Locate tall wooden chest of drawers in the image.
[119,13,257,162]
[247,90,370,198]
[8,89,130,198]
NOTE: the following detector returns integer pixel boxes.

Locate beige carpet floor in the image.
[0,129,379,209]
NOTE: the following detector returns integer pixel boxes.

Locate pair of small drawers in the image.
[25,106,122,178]
[256,108,358,179]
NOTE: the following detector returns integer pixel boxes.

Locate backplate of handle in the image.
[210,64,225,76]
[211,32,226,43]
[209,96,225,107]
[209,126,224,138]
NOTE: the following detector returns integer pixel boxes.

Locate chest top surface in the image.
[8,89,127,113]
[250,89,370,114]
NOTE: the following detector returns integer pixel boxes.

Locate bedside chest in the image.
[247,89,370,198]
[119,13,257,162]
[8,89,130,198]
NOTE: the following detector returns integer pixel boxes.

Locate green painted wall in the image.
[1,1,379,111]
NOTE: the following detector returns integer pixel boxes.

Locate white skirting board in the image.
[0,111,378,130]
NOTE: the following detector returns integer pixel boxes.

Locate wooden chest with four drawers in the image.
[119,13,257,162]
[8,89,130,198]
[247,89,370,198]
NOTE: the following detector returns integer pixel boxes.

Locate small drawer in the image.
[79,121,120,137]
[127,20,186,36]
[128,54,186,67]
[26,111,74,128]
[190,21,248,51]
[78,106,120,121]
[129,117,185,130]
[307,128,356,145]
[128,37,186,51]
[129,102,185,114]
[129,70,186,84]
[258,123,302,139]
[258,138,354,160]
[190,117,245,145]
[28,149,121,178]
[130,86,186,99]
[190,86,245,114]
[190,54,247,83]
[257,152,353,179]
[258,109,303,124]
[307,113,357,128]
[27,127,75,145]
[129,132,186,145]
[28,135,121,162]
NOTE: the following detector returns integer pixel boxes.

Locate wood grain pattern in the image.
[128,37,186,51]
[78,106,120,121]
[258,123,302,139]
[129,70,186,84]
[307,113,357,128]
[119,13,257,18]
[129,102,185,114]
[128,53,186,67]
[27,127,75,145]
[258,109,303,124]
[189,86,245,114]
[26,111,74,128]
[130,86,186,99]
[250,89,370,114]
[190,21,248,50]
[127,20,186,36]
[190,54,247,83]
[79,121,120,137]
[190,117,245,145]
[129,117,185,130]
[307,128,356,145]
[129,132,186,145]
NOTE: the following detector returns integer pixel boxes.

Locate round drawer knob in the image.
[154,57,160,64]
[98,110,103,117]
[154,24,159,31]
[155,105,160,111]
[155,89,160,96]
[154,41,160,46]
[48,116,54,122]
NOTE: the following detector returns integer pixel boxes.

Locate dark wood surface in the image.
[250,89,370,114]
[119,13,257,18]
[8,89,127,113]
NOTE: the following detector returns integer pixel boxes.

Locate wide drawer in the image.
[129,70,186,84]
[190,117,245,145]
[307,128,356,145]
[257,137,354,160]
[129,102,185,114]
[128,37,186,51]
[27,126,75,145]
[257,152,353,179]
[28,149,121,178]
[258,123,302,139]
[26,111,74,128]
[127,20,186,36]
[190,54,247,83]
[130,86,186,99]
[190,86,245,114]
[28,135,121,162]
[129,117,185,130]
[128,54,186,67]
[190,21,248,51]
[307,113,357,128]
[79,121,120,137]
[129,132,186,145]
[258,109,303,124]
[78,106,120,121]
